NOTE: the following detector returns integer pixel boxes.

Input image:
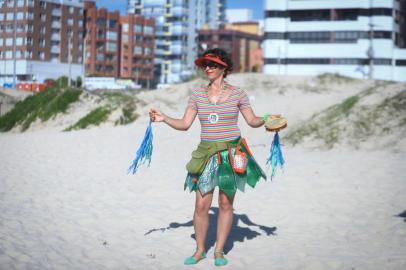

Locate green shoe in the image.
[214,251,228,266]
[184,250,206,265]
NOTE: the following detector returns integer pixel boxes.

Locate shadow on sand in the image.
[145,207,277,253]
[396,210,406,222]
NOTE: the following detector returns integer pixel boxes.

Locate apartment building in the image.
[263,0,406,81]
[119,15,155,88]
[0,0,84,84]
[84,2,155,88]
[84,2,120,78]
[128,0,226,84]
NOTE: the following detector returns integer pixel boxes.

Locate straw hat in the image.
[265,116,287,131]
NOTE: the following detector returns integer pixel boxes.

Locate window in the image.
[395,60,406,66]
[39,39,45,47]
[122,34,129,42]
[5,38,13,46]
[16,37,24,46]
[51,54,59,62]
[108,19,117,28]
[16,12,24,20]
[107,31,118,40]
[68,19,74,26]
[134,25,142,33]
[39,1,46,8]
[106,42,117,52]
[6,12,14,21]
[96,18,106,26]
[27,12,34,20]
[96,53,104,61]
[133,46,142,54]
[5,51,13,59]
[97,29,104,38]
[122,23,129,32]
[133,35,143,43]
[144,26,153,34]
[16,24,24,33]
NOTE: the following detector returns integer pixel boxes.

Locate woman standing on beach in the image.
[149,48,271,266]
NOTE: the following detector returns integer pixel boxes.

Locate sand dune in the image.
[1,74,405,269]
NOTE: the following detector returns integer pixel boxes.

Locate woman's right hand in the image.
[149,108,166,122]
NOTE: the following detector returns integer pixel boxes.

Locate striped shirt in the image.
[187,84,251,142]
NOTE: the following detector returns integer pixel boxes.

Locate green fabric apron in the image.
[185,137,267,198]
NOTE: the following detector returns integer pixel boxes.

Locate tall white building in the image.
[263,0,406,82]
[128,0,226,84]
[226,9,253,23]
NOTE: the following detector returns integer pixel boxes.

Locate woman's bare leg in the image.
[192,189,214,259]
[215,191,235,254]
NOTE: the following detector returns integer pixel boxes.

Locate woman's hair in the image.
[202,48,233,78]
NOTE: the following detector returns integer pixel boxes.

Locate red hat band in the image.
[194,53,228,68]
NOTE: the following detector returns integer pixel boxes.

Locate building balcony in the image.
[170,46,182,55]
[51,21,61,29]
[155,39,166,46]
[52,9,61,16]
[51,46,60,53]
[155,49,164,55]
[172,7,187,16]
[172,27,186,35]
[51,34,60,41]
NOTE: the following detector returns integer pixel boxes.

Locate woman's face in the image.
[201,60,226,81]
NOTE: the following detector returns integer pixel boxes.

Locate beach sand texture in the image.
[1,74,405,270]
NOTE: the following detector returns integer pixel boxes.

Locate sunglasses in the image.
[201,61,222,69]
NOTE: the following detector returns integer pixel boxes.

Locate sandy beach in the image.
[1,74,405,269]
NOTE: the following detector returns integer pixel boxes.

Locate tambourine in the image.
[265,116,287,131]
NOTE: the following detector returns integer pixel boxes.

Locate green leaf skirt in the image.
[184,146,267,199]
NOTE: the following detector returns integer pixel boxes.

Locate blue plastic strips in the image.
[266,132,285,179]
[128,121,153,175]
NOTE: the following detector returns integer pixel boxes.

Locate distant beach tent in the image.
[84,77,141,90]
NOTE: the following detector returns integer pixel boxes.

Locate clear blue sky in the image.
[95,0,264,20]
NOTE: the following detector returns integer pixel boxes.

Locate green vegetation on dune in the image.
[285,94,361,147]
[100,91,139,126]
[285,84,406,149]
[115,102,139,125]
[316,73,356,84]
[0,87,81,132]
[64,106,111,131]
